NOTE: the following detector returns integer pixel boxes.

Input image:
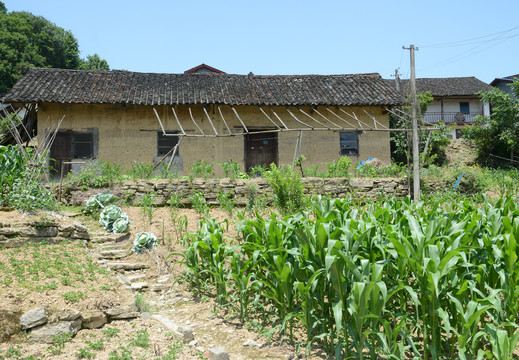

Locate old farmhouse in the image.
[2,68,404,176]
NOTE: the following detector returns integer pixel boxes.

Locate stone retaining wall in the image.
[0,218,89,248]
[61,177,409,207]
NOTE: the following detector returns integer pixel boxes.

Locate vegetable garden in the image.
[179,195,519,359]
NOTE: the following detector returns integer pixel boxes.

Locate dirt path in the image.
[0,207,326,359]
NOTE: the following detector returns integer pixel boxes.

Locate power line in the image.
[420,24,519,48]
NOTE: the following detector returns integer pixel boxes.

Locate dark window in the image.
[459,102,470,114]
[157,131,179,156]
[340,132,359,156]
[71,132,94,158]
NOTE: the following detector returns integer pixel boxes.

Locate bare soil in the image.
[0,206,327,359]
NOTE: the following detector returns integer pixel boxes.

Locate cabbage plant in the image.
[99,205,129,233]
[84,190,115,213]
[132,232,157,254]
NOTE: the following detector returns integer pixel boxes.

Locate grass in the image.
[0,241,111,293]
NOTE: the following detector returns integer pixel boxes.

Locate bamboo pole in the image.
[217,106,233,135]
[188,107,205,135]
[203,107,219,136]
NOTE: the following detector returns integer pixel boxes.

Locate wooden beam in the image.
[203,107,219,136]
[258,107,282,130]
[217,106,233,135]
[171,106,186,135]
[231,106,249,134]
[188,107,205,135]
[152,107,167,135]
[285,107,313,128]
[298,107,331,129]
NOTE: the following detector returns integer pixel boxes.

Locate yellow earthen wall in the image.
[37,103,391,173]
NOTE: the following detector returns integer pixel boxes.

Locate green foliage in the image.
[390,91,450,166]
[178,195,519,359]
[79,53,110,70]
[128,162,154,180]
[0,7,81,92]
[134,292,152,313]
[99,205,130,233]
[189,189,209,218]
[217,190,235,215]
[83,190,116,213]
[190,160,214,178]
[220,159,241,179]
[62,290,85,303]
[264,163,306,214]
[131,329,150,348]
[0,145,56,211]
[464,79,519,163]
[47,333,73,355]
[132,232,158,254]
[326,156,352,177]
[139,192,157,225]
[102,327,121,338]
[66,161,122,189]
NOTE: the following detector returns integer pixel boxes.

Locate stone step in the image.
[105,262,149,271]
[97,249,131,260]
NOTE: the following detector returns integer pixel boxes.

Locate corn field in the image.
[176,196,519,359]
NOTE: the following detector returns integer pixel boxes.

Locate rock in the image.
[152,314,194,343]
[105,305,139,320]
[20,307,47,330]
[0,309,21,342]
[29,319,82,343]
[106,262,150,271]
[59,310,81,321]
[209,347,230,360]
[130,282,149,290]
[81,312,107,329]
[141,312,152,320]
[98,249,130,259]
[243,339,262,348]
[150,283,170,292]
[118,273,147,285]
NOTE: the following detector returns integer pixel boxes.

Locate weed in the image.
[217,190,235,215]
[86,338,105,350]
[140,192,157,225]
[76,347,95,359]
[108,346,133,360]
[102,327,121,338]
[189,189,209,218]
[220,159,241,179]
[101,283,112,290]
[128,162,154,179]
[264,163,306,213]
[245,180,259,211]
[158,341,183,360]
[190,160,214,178]
[131,329,151,348]
[62,290,85,303]
[135,292,152,313]
[47,333,73,355]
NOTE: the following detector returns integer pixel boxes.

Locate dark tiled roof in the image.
[2,68,404,106]
[490,74,519,86]
[397,77,492,97]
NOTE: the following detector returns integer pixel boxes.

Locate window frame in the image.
[157,130,179,156]
[459,102,470,114]
[339,131,359,157]
[71,132,94,159]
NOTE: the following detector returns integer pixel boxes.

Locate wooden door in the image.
[245,132,278,172]
[49,132,71,178]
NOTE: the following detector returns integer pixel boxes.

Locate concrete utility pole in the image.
[403,44,420,202]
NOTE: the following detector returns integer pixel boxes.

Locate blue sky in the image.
[5,0,519,83]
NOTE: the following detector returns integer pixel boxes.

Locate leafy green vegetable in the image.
[132,232,157,254]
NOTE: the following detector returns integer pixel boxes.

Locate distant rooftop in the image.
[395,77,492,97]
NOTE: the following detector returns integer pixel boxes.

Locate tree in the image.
[0,2,109,93]
[79,53,110,71]
[463,79,519,164]
[390,91,451,166]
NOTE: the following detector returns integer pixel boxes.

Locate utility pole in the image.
[403,44,420,202]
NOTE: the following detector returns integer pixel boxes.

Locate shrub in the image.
[326,156,352,177]
[264,164,306,213]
